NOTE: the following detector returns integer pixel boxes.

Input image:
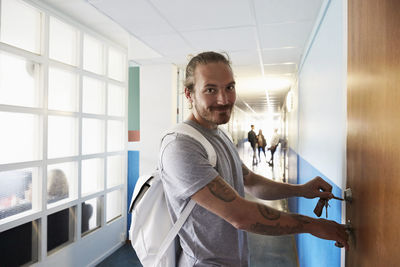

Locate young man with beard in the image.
[159,51,348,266]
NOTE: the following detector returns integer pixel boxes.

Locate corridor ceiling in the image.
[42,0,324,116]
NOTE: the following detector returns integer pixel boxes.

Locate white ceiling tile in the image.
[140,33,194,59]
[261,47,303,64]
[229,50,260,66]
[258,21,314,49]
[88,0,175,36]
[254,0,323,24]
[232,65,262,79]
[183,27,258,52]
[149,0,254,31]
[263,63,297,74]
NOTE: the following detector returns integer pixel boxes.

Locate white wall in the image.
[128,64,178,175]
[297,0,347,188]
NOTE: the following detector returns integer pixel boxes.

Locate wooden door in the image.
[347,0,400,266]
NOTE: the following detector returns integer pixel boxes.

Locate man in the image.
[247,125,258,165]
[268,128,280,167]
[159,51,348,266]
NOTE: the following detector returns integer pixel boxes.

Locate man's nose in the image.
[216,90,228,104]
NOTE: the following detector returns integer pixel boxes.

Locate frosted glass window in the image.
[0,53,40,107]
[108,84,125,117]
[83,34,103,75]
[107,155,124,188]
[48,67,78,112]
[47,207,74,253]
[81,158,104,196]
[48,115,78,159]
[81,197,101,235]
[82,76,105,114]
[107,120,125,152]
[47,162,77,206]
[106,190,121,222]
[0,168,37,220]
[82,118,105,155]
[108,47,126,82]
[0,0,42,53]
[0,112,40,164]
[49,17,78,66]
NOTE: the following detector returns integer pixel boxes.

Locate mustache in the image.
[210,104,233,111]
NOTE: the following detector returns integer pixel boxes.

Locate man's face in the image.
[187,62,236,129]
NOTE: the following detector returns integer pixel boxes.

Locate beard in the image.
[194,103,233,125]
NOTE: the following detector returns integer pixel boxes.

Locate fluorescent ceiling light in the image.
[236,76,293,92]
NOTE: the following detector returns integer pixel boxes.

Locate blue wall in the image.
[127,150,140,235]
[295,153,342,267]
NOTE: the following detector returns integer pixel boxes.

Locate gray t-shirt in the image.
[159,120,249,267]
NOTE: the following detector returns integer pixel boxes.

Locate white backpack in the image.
[128,123,219,267]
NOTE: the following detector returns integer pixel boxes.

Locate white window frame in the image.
[0,0,128,264]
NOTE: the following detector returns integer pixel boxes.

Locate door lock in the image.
[344,188,353,203]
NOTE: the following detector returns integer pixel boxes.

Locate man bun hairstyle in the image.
[184,51,232,93]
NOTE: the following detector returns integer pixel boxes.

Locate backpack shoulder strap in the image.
[164,123,217,167]
[153,199,195,267]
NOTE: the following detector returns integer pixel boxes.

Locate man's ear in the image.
[184,88,193,103]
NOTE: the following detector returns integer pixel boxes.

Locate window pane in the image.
[49,17,78,66]
[48,67,78,112]
[0,0,42,53]
[47,207,74,253]
[82,76,105,114]
[47,162,77,206]
[108,47,126,82]
[81,158,104,196]
[0,52,40,107]
[48,115,78,158]
[82,118,105,155]
[0,221,39,266]
[107,120,125,152]
[0,112,40,164]
[81,197,101,235]
[107,155,124,188]
[106,190,121,222]
[83,34,103,75]
[108,84,125,116]
[0,168,37,220]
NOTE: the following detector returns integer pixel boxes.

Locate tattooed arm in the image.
[191,175,348,248]
[242,164,333,200]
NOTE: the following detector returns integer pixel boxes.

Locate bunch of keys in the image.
[313,195,344,218]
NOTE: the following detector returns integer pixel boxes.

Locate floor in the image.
[97,143,298,267]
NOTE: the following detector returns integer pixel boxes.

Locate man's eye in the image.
[206,88,216,93]
[227,85,235,91]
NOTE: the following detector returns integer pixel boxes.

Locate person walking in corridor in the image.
[257,129,267,161]
[248,125,258,165]
[159,51,348,266]
[268,128,280,167]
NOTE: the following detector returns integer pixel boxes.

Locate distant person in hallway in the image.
[257,129,267,161]
[247,125,258,165]
[268,128,280,167]
[159,51,348,267]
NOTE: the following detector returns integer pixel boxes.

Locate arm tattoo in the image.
[207,177,236,202]
[241,164,250,177]
[257,204,281,220]
[250,213,311,235]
